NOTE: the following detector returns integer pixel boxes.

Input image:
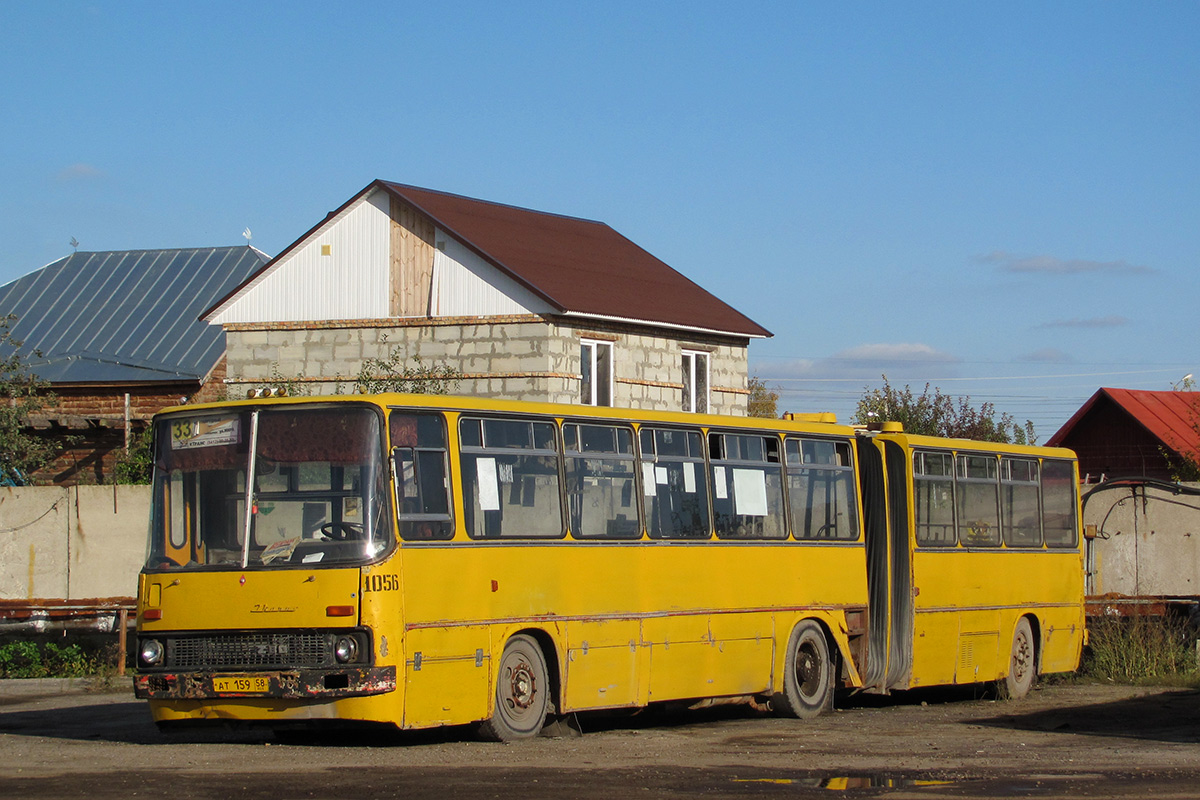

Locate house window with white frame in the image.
[681,350,709,413]
[580,340,613,406]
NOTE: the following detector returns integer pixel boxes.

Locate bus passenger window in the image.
[956,454,1000,547]
[640,427,710,539]
[914,451,956,547]
[710,432,786,539]
[1001,458,1041,547]
[390,412,453,541]
[1041,459,1079,547]
[459,417,563,539]
[564,423,640,538]
[785,438,858,540]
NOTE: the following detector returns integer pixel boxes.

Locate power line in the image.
[757,368,1189,383]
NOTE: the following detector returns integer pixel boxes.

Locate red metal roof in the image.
[377,182,771,339]
[1049,388,1200,460]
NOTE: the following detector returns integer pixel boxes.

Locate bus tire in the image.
[478,634,549,741]
[776,620,833,719]
[1002,617,1036,700]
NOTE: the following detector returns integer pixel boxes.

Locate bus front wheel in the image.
[776,620,833,719]
[1003,617,1036,699]
[479,634,549,741]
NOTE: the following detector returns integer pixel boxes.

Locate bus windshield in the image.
[146,405,390,571]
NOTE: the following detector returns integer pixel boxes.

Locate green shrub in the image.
[111,426,153,484]
[0,640,98,678]
[1082,614,1200,684]
[0,641,44,677]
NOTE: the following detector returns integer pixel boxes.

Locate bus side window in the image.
[914,451,956,547]
[390,412,453,541]
[459,416,563,539]
[564,423,640,538]
[1001,457,1041,547]
[710,432,786,539]
[640,427,710,539]
[1041,459,1079,547]
[785,437,859,541]
[956,454,1000,547]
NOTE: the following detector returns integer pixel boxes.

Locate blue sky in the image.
[2,2,1196,436]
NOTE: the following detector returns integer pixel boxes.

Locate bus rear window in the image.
[1041,459,1079,547]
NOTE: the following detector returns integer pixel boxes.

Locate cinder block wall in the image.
[224,318,750,415]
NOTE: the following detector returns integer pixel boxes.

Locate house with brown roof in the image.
[204,181,771,413]
[1047,388,1200,481]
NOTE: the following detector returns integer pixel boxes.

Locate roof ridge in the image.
[64,244,255,257]
[380,181,610,228]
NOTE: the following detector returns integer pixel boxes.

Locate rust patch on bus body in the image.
[134,666,397,700]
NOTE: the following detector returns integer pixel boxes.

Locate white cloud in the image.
[979,250,1153,275]
[56,163,106,182]
[754,343,960,382]
[834,343,958,363]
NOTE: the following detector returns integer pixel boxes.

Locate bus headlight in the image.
[334,636,359,663]
[140,639,164,666]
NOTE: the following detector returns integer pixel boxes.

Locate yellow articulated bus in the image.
[133,394,1084,739]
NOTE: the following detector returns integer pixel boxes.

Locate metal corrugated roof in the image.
[1049,387,1200,460]
[0,246,269,384]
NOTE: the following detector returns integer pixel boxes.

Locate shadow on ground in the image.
[971,688,1200,743]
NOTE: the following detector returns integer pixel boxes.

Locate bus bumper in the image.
[134,666,396,700]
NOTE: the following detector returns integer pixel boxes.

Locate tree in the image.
[1162,376,1200,482]
[111,426,154,485]
[0,315,57,483]
[747,376,780,419]
[854,376,1036,444]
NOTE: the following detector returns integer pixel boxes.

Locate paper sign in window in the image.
[476,457,500,511]
[683,461,696,493]
[733,468,768,516]
[655,466,669,485]
[642,462,657,496]
[713,466,728,499]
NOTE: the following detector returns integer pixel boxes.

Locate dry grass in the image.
[1081,613,1200,687]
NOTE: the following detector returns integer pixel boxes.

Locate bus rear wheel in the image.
[478,634,549,741]
[776,620,833,719]
[1003,617,1036,699]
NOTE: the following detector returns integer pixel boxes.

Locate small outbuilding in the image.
[0,246,269,483]
[1048,387,1200,481]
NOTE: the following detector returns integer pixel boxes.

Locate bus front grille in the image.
[167,632,334,670]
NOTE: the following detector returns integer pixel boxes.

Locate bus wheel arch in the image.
[775,618,835,719]
[478,630,559,741]
[1002,615,1039,700]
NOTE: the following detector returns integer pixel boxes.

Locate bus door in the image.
[856,435,915,692]
[882,440,913,689]
[856,436,889,691]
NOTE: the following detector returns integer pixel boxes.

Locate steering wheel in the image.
[319,521,364,541]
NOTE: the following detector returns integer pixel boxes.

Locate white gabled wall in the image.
[430,232,553,317]
[209,188,556,325]
[209,191,392,324]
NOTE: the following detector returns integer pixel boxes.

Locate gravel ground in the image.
[1,679,1198,798]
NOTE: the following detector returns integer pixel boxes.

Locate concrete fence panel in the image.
[0,485,148,602]
[70,486,149,600]
[1084,481,1200,598]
